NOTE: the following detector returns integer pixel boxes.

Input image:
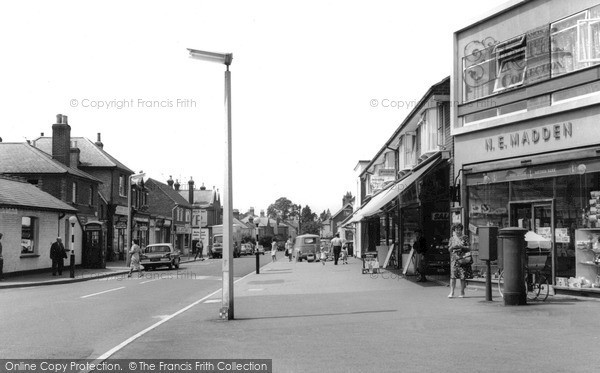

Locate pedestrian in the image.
[271,240,278,262]
[128,239,143,278]
[413,229,428,282]
[448,223,472,298]
[50,237,67,276]
[331,233,343,265]
[285,237,294,262]
[320,246,327,265]
[194,240,205,261]
[341,244,348,264]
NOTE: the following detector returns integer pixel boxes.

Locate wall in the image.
[0,209,82,273]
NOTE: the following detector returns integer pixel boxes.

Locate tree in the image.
[300,205,319,235]
[319,209,331,222]
[267,197,295,221]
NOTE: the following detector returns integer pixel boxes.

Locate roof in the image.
[179,188,217,206]
[32,137,133,172]
[0,143,102,182]
[146,178,191,207]
[0,177,77,212]
[331,202,354,220]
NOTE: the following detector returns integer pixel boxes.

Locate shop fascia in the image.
[484,122,572,152]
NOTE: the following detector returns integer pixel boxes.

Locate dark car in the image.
[140,244,180,270]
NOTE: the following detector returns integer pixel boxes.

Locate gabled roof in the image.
[0,177,77,212]
[32,137,133,172]
[331,202,354,220]
[146,178,191,207]
[0,143,101,182]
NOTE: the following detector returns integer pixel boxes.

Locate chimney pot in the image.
[41,132,44,136]
[167,175,174,188]
[62,115,68,124]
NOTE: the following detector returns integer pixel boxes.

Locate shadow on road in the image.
[233,309,397,321]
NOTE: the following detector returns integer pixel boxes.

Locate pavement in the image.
[3,255,600,372]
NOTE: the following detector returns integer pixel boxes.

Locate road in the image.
[0,254,271,359]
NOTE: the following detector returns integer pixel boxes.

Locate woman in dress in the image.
[128,239,142,278]
[448,223,471,298]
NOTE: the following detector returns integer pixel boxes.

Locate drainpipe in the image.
[58,212,66,236]
[171,205,178,247]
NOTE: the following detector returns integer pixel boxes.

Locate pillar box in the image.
[499,227,527,306]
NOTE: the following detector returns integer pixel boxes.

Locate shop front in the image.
[456,112,600,294]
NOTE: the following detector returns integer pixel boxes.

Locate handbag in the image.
[456,251,473,266]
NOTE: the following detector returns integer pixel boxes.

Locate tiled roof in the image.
[179,189,216,205]
[0,143,101,182]
[0,177,77,212]
[147,179,191,207]
[32,137,133,172]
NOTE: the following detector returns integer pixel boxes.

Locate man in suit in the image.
[50,237,67,276]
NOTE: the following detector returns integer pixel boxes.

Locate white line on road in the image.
[140,279,161,284]
[204,299,221,303]
[80,287,125,299]
[96,270,256,361]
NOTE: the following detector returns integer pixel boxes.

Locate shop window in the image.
[468,183,509,228]
[510,179,554,201]
[21,216,37,254]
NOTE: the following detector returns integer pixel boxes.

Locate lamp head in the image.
[187,48,233,66]
[69,215,77,226]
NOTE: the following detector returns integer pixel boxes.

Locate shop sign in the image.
[0,208,18,215]
[163,220,172,227]
[370,169,396,193]
[115,205,128,216]
[431,212,450,221]
[176,226,191,234]
[139,226,148,231]
[134,217,149,223]
[484,122,572,153]
[114,222,127,229]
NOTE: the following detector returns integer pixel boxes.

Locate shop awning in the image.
[359,156,443,219]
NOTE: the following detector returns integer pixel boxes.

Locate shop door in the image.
[509,202,554,280]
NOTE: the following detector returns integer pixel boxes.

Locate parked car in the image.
[240,243,253,255]
[256,245,265,255]
[140,244,180,270]
[295,234,321,262]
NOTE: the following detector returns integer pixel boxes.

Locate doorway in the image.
[509,201,554,282]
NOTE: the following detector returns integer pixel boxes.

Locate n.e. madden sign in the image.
[484,122,572,152]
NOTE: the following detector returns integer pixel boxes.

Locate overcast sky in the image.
[0,0,508,216]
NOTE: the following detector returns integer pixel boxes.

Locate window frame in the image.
[20,216,38,254]
[72,182,78,204]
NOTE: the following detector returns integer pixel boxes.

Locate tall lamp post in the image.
[187,48,234,320]
[127,172,146,267]
[69,215,77,278]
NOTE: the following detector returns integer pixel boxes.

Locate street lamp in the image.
[127,171,146,267]
[188,47,234,320]
[69,215,77,278]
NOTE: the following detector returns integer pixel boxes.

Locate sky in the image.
[0,0,509,216]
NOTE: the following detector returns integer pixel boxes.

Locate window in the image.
[72,182,77,204]
[418,110,439,155]
[494,36,526,92]
[119,175,126,197]
[89,185,94,205]
[21,217,37,254]
[437,103,445,147]
[463,43,496,101]
[551,7,600,76]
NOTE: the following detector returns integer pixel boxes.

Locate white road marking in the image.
[140,279,161,284]
[80,287,125,299]
[248,288,264,292]
[203,299,221,303]
[96,270,256,361]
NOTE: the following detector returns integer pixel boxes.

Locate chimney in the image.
[200,183,206,190]
[95,133,104,149]
[174,179,180,191]
[188,177,195,204]
[167,175,174,188]
[249,207,255,217]
[41,132,44,136]
[70,140,80,168]
[52,114,71,167]
[233,209,240,220]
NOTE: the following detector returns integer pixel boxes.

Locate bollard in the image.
[255,252,260,274]
[499,227,527,306]
[70,251,75,279]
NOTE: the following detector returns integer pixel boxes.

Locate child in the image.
[320,247,327,265]
[271,240,278,262]
[341,246,348,264]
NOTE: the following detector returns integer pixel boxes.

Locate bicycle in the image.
[497,250,550,301]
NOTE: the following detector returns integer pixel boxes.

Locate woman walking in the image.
[271,240,278,262]
[128,239,143,278]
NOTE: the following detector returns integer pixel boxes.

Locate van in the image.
[294,234,321,262]
[209,234,240,258]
